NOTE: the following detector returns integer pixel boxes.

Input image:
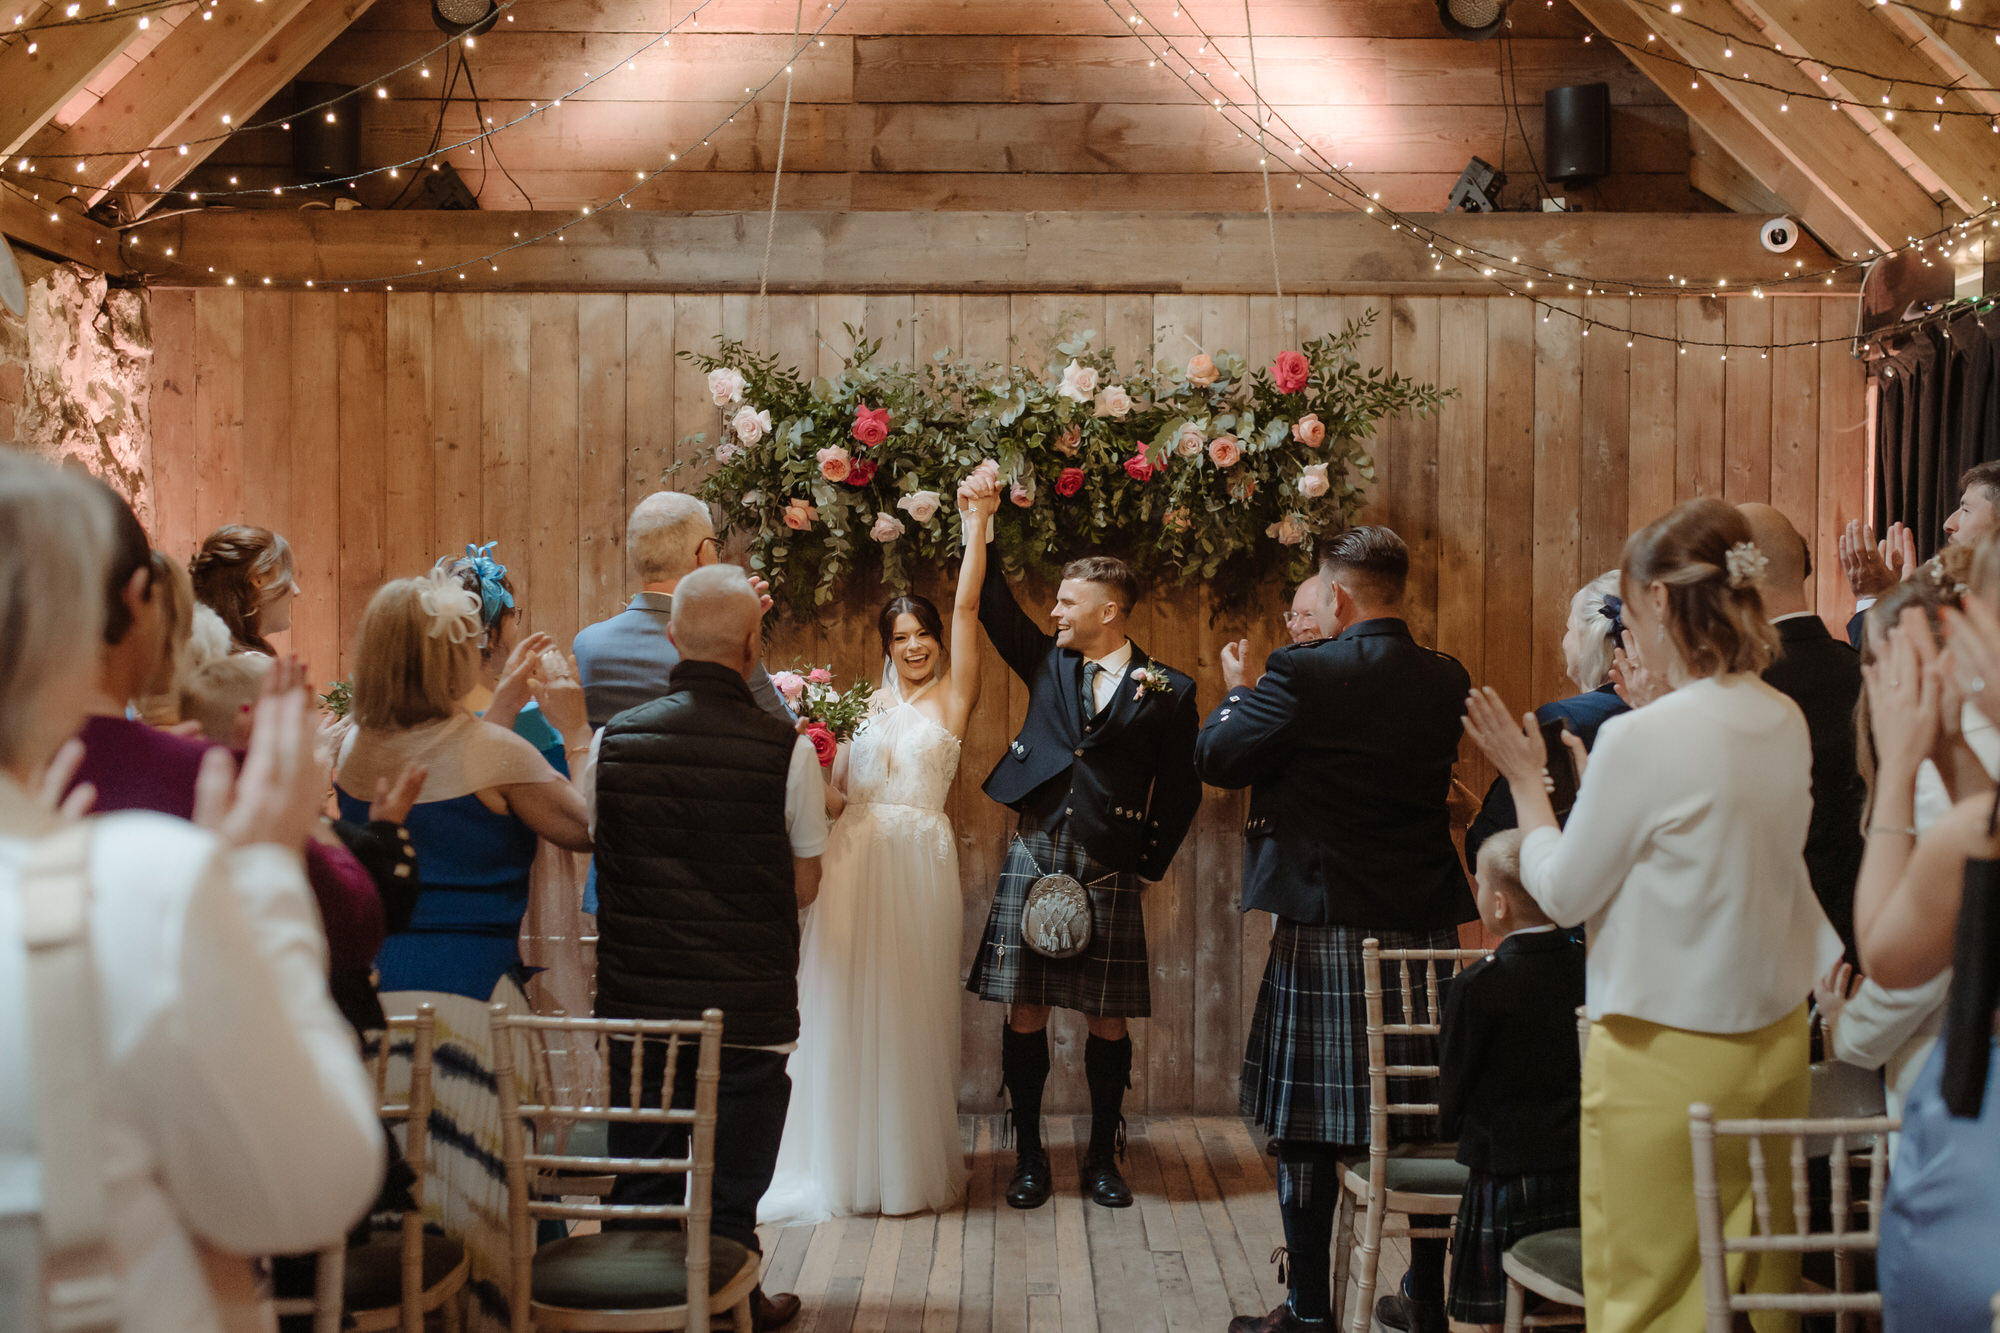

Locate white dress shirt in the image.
[1519,674,1844,1034]
[0,786,383,1333]
[1082,640,1135,715]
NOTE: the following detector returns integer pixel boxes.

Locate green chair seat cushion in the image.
[1343,1154,1470,1196]
[344,1233,467,1311]
[1505,1227,1584,1297]
[532,1231,758,1310]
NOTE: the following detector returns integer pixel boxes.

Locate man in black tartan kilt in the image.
[1196,527,1477,1333]
[956,476,1203,1212]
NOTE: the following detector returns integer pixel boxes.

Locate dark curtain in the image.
[1873,309,2000,559]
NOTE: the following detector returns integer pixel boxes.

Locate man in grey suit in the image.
[574,491,792,727]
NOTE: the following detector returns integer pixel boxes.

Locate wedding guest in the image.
[1741,503,1867,957]
[1285,576,1323,644]
[1851,542,2000,1331]
[581,564,825,1333]
[1838,460,2000,647]
[189,523,298,656]
[1196,526,1472,1333]
[135,551,195,726]
[1463,570,1627,868]
[0,449,382,1333]
[1438,830,1585,1332]
[574,491,790,727]
[1463,497,1842,1333]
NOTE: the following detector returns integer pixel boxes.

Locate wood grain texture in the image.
[148,288,1864,1113]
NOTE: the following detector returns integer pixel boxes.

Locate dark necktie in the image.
[1081,661,1103,719]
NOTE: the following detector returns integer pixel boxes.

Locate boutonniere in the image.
[1131,665,1173,700]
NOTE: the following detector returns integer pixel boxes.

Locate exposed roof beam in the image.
[1612,0,1944,253]
[0,5,147,158]
[1878,0,2000,124]
[117,0,382,216]
[1568,0,1874,260]
[1733,0,1997,215]
[0,188,126,272]
[34,0,320,209]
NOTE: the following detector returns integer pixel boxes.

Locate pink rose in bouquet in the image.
[1055,467,1085,498]
[897,490,942,524]
[731,405,773,444]
[807,667,834,685]
[714,441,740,464]
[1094,385,1134,419]
[1208,435,1242,468]
[1010,481,1035,508]
[1298,462,1330,499]
[1272,350,1311,394]
[1123,450,1156,483]
[869,511,906,543]
[816,445,852,482]
[805,722,839,767]
[1267,514,1305,545]
[1055,425,1083,456]
[851,403,891,447]
[1292,413,1327,448]
[707,367,746,406]
[1186,353,1218,387]
[1174,422,1207,458]
[1058,360,1099,403]
[770,670,807,702]
[782,499,818,531]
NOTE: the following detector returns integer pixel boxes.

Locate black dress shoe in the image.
[1373,1292,1445,1333]
[1079,1150,1133,1208]
[752,1288,801,1331]
[1006,1148,1053,1209]
[1226,1300,1329,1332]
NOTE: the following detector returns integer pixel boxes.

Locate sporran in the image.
[1014,837,1105,960]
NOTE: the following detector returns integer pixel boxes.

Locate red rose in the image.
[846,457,878,487]
[805,722,838,767]
[851,403,891,447]
[1272,350,1310,394]
[1123,450,1155,483]
[1055,466,1086,498]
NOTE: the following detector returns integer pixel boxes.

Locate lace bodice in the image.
[843,700,962,813]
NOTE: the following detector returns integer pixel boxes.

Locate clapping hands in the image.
[1609,630,1666,709]
[1839,519,1917,601]
[192,656,331,852]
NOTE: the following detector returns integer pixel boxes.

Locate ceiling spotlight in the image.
[432,0,496,38]
[1437,0,1508,40]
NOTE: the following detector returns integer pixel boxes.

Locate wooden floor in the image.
[752,1116,1415,1333]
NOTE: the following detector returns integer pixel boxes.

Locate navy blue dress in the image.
[1462,684,1627,870]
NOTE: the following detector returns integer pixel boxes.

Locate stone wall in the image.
[0,250,153,524]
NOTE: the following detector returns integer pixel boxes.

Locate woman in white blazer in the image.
[1464,496,1842,1333]
[0,452,382,1333]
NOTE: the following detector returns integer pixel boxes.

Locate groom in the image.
[958,472,1203,1211]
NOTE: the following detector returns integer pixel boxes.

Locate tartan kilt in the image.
[965,818,1151,1018]
[1241,919,1460,1145]
[1446,1166,1583,1324]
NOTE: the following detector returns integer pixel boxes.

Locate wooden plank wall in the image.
[188,0,1718,215]
[147,289,1865,1114]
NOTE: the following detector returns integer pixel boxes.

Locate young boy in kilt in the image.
[1438,829,1586,1329]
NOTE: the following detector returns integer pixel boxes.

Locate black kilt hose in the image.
[965,814,1151,1018]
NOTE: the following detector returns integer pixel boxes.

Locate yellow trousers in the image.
[1580,1003,1810,1333]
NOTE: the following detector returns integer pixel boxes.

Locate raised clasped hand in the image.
[1220,638,1251,692]
[1609,629,1666,709]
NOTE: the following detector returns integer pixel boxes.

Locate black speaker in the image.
[291,82,361,182]
[1543,82,1610,184]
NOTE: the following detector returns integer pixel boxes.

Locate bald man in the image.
[1742,503,1865,959]
[578,563,825,1331]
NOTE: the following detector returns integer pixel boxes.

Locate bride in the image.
[760,485,1000,1222]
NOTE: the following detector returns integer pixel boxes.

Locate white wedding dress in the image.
[759,695,971,1223]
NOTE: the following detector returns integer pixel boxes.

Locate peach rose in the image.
[1094,385,1133,419]
[1298,463,1330,499]
[782,499,818,531]
[1174,421,1206,459]
[1292,413,1327,448]
[1208,435,1242,468]
[1186,354,1218,387]
[1055,425,1083,456]
[1267,514,1305,545]
[816,444,852,483]
[870,512,906,543]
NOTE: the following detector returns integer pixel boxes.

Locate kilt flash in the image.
[1241,918,1461,1145]
[965,818,1151,1018]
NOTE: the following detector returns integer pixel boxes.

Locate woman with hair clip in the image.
[188,524,297,656]
[1851,535,2000,1333]
[759,487,998,1224]
[1462,497,1841,1332]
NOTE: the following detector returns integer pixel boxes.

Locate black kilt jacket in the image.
[977,557,1202,882]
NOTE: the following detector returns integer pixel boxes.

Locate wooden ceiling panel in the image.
[0,6,146,157]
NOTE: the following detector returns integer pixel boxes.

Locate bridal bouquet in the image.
[770,664,874,765]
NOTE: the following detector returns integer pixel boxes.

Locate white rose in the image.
[1174,421,1206,458]
[869,512,907,544]
[897,490,943,524]
[731,405,772,444]
[1094,384,1133,419]
[1058,359,1099,403]
[714,441,740,464]
[1298,463,1330,499]
[708,367,747,406]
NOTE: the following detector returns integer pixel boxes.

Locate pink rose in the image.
[1123,450,1156,483]
[1094,385,1133,419]
[1272,350,1310,394]
[1174,422,1206,458]
[782,499,818,531]
[805,722,838,767]
[731,405,772,444]
[1058,360,1098,403]
[713,441,740,464]
[851,403,891,447]
[847,458,878,487]
[1055,425,1083,456]
[1055,467,1085,498]
[897,490,942,524]
[770,670,806,701]
[1298,462,1330,499]
[807,667,834,685]
[1292,413,1326,448]
[1208,435,1242,468]
[816,444,852,483]
[1186,353,1218,387]
[1010,481,1035,508]
[1267,514,1305,546]
[707,367,746,406]
[869,512,906,543]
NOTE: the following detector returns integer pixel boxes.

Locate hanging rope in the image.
[756,0,807,348]
[1241,0,1291,340]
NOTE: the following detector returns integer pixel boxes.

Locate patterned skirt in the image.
[1446,1166,1583,1324]
[965,818,1151,1018]
[1240,919,1460,1145]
